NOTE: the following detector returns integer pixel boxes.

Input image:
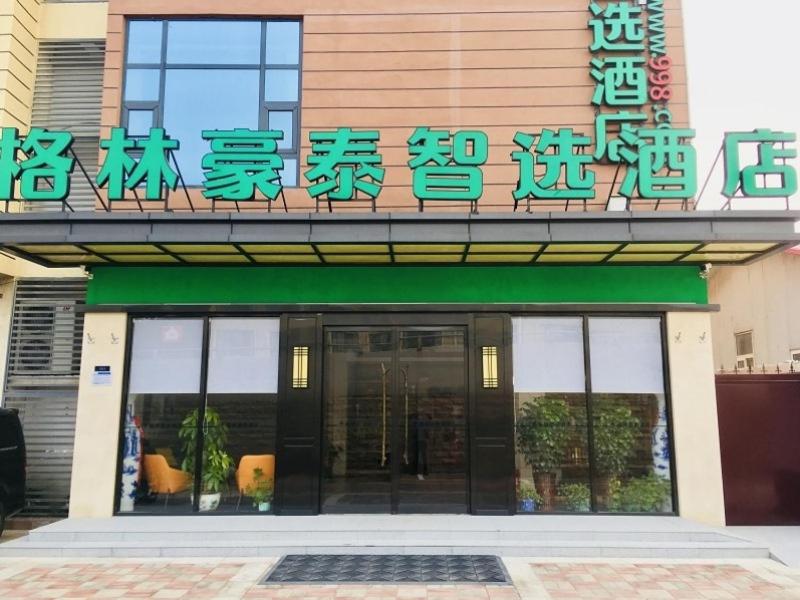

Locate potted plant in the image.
[592,403,639,505]
[559,482,591,512]
[516,397,571,509]
[517,480,542,513]
[609,474,671,513]
[246,467,274,512]
[179,407,234,512]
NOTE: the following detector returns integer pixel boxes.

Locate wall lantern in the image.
[481,346,499,389]
[292,346,309,389]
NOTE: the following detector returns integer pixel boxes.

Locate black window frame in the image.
[510,313,679,516]
[112,308,678,517]
[121,18,303,188]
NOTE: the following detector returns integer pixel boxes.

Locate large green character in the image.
[0,128,23,201]
[594,111,648,162]
[589,1,645,52]
[407,128,488,201]
[305,128,384,201]
[0,128,75,201]
[722,129,798,198]
[202,129,285,201]
[512,129,595,200]
[619,128,697,199]
[591,56,647,107]
[20,128,75,201]
[97,127,179,201]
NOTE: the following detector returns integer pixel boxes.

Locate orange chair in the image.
[235,454,275,510]
[144,454,191,507]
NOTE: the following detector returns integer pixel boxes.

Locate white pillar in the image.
[667,312,726,526]
[69,312,128,518]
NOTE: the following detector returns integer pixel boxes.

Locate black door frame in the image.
[320,323,471,514]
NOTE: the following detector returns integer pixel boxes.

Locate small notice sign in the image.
[93,365,112,386]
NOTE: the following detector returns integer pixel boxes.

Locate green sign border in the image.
[86,265,708,306]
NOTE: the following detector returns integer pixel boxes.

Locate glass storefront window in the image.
[588,318,673,513]
[512,318,590,513]
[122,19,302,186]
[118,318,280,514]
[205,319,280,513]
[512,316,674,514]
[120,319,203,514]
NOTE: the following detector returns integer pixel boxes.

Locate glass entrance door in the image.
[322,327,468,513]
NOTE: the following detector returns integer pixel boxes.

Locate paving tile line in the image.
[2,556,800,599]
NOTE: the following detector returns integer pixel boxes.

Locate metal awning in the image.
[0,211,798,268]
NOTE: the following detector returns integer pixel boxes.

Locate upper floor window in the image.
[735,330,754,369]
[123,19,301,187]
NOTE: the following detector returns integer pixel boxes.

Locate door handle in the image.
[401,366,409,466]
[380,362,389,468]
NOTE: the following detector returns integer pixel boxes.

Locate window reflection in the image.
[513,318,590,513]
[512,317,674,514]
[120,319,203,514]
[119,318,280,515]
[166,21,261,65]
[163,69,260,185]
[123,19,302,187]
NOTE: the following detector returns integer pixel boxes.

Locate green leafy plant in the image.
[592,404,640,476]
[559,483,591,512]
[179,407,233,494]
[518,480,542,504]
[246,467,274,507]
[515,397,572,473]
[609,474,671,513]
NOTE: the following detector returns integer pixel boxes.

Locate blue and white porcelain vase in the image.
[119,404,141,512]
[651,401,671,479]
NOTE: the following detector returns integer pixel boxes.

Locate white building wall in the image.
[709,252,800,370]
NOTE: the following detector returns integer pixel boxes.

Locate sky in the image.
[682,0,800,210]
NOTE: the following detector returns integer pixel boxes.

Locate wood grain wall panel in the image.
[0,0,40,131]
[102,0,689,213]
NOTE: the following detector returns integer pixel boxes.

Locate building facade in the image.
[0,0,798,528]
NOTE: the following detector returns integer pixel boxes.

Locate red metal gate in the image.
[716,374,800,525]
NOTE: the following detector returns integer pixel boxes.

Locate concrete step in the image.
[0,539,771,559]
[0,515,771,559]
[27,529,735,544]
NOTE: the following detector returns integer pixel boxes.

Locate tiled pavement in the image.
[0,557,799,599]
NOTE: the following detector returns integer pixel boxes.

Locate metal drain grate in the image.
[262,555,510,584]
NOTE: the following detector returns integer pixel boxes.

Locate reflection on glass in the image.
[512,318,590,513]
[265,69,299,102]
[397,329,468,514]
[512,317,674,514]
[163,69,260,184]
[322,328,468,514]
[268,111,293,149]
[120,319,203,514]
[202,319,279,514]
[166,21,261,65]
[323,330,393,513]
[127,110,154,137]
[127,21,163,64]
[124,69,160,101]
[266,21,300,64]
[589,318,673,513]
[279,158,298,187]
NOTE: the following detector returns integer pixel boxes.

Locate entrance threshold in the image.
[0,515,770,559]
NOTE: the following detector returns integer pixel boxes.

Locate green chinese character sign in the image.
[97,128,179,201]
[407,128,488,201]
[0,127,75,202]
[305,128,384,201]
[512,129,595,200]
[589,1,645,52]
[723,129,798,199]
[202,129,284,201]
[619,128,697,199]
